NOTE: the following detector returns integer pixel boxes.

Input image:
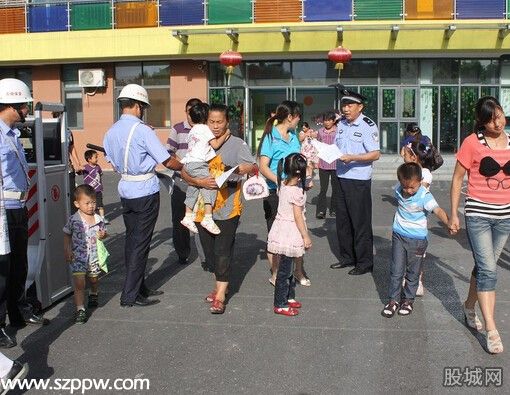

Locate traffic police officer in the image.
[0,78,49,348]
[330,89,381,275]
[104,84,182,307]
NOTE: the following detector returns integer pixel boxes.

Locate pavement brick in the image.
[3,173,509,394]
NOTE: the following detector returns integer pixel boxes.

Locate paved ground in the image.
[3,172,509,394]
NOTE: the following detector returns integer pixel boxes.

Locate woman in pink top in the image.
[450,96,510,354]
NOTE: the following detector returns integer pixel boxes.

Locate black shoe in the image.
[178,257,189,265]
[330,262,355,269]
[74,309,87,324]
[316,212,325,219]
[140,288,164,297]
[2,360,28,381]
[25,314,50,326]
[0,328,16,349]
[120,296,160,307]
[348,267,373,276]
[88,294,99,308]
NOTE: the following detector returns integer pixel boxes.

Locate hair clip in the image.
[295,170,301,174]
[273,119,278,126]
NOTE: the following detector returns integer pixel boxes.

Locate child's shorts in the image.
[95,192,103,209]
[71,260,101,277]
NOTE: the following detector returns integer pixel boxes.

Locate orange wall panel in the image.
[254,0,302,23]
[405,0,453,20]
[0,7,25,34]
[115,1,158,28]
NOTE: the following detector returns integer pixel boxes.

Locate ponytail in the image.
[256,100,301,157]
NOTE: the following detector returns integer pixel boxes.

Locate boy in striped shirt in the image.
[381,162,449,318]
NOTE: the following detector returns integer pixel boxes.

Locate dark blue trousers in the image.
[120,192,159,304]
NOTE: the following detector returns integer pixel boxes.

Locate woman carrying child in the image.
[449,96,510,354]
[179,103,230,235]
[267,153,312,316]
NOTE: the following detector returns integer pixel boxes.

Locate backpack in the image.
[430,145,444,171]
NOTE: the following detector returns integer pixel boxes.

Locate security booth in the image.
[17,102,73,309]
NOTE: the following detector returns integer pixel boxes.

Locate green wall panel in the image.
[208,0,252,24]
[71,3,112,31]
[354,0,402,20]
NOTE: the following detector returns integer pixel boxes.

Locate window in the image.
[62,65,83,129]
[115,62,170,127]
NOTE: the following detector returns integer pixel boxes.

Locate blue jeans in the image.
[465,215,510,292]
[274,255,296,308]
[388,232,428,302]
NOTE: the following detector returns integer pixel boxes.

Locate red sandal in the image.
[274,307,299,316]
[287,299,302,309]
[210,299,225,314]
[205,291,216,303]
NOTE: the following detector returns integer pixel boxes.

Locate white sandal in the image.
[487,329,504,354]
[463,304,483,332]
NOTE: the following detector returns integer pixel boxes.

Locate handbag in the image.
[97,239,109,273]
[242,168,269,200]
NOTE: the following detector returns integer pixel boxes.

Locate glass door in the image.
[379,87,418,153]
[293,87,337,130]
[380,87,399,154]
[248,88,287,151]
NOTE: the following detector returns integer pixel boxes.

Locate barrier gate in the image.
[17,102,73,309]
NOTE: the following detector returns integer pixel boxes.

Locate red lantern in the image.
[219,50,243,85]
[328,46,352,71]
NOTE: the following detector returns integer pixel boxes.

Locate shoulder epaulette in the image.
[363,117,375,127]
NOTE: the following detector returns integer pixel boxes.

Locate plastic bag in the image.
[243,169,269,201]
[97,239,109,273]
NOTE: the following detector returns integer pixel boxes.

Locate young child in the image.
[315,111,340,219]
[82,149,107,223]
[381,162,448,318]
[267,153,312,316]
[299,122,319,188]
[63,185,107,324]
[180,103,230,235]
[401,138,437,296]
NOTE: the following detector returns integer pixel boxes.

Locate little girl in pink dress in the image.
[267,153,312,316]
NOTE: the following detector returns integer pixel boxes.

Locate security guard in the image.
[0,78,48,349]
[330,89,381,275]
[103,84,182,307]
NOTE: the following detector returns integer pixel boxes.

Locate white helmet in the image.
[0,78,33,104]
[117,84,150,106]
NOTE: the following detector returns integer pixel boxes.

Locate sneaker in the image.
[180,216,198,233]
[88,294,98,308]
[316,212,325,219]
[200,217,221,235]
[74,309,87,324]
[416,280,424,297]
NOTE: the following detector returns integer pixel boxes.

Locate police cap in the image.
[340,89,366,105]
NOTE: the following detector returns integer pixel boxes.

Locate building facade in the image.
[2,0,510,164]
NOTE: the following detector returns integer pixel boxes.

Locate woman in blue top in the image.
[257,101,311,286]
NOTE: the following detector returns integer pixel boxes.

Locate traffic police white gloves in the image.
[0,78,33,104]
[117,84,150,106]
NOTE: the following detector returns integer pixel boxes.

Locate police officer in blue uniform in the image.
[0,78,49,348]
[330,89,381,275]
[104,84,183,307]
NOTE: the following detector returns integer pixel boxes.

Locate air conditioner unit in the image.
[78,69,105,88]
